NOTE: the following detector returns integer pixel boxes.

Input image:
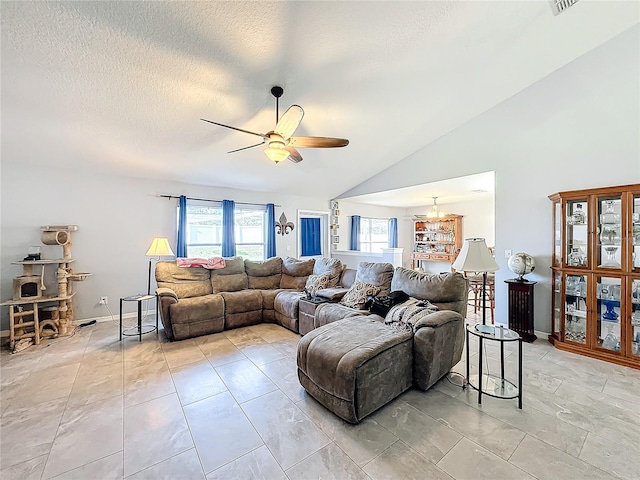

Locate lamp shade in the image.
[452,238,499,272]
[145,237,175,257]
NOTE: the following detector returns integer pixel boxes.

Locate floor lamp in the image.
[452,238,499,331]
[145,238,175,295]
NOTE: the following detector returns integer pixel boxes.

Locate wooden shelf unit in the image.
[410,215,463,269]
[549,184,640,369]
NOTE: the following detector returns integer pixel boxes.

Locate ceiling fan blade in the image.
[285,146,303,163]
[200,118,268,139]
[227,140,265,154]
[289,136,349,148]
[274,105,304,139]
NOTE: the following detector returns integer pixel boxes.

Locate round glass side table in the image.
[465,323,523,409]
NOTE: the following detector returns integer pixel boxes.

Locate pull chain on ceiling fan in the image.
[201,86,349,164]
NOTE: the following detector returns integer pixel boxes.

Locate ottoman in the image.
[297,316,413,424]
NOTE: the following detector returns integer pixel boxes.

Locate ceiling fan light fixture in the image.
[265,147,290,163]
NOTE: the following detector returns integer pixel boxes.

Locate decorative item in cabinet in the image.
[549,183,640,369]
[410,214,463,269]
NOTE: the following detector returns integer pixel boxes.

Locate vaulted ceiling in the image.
[1,1,636,198]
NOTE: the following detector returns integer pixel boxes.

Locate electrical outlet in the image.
[505,250,512,259]
[99,296,108,305]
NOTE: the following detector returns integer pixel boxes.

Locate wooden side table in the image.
[505,279,537,343]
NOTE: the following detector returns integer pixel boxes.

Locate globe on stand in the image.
[507,253,535,281]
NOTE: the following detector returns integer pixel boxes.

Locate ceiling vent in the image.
[549,0,580,16]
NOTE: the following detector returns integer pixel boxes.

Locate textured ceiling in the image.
[1,1,637,198]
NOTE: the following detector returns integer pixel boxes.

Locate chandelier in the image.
[426,197,446,218]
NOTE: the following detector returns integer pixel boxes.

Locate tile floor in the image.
[1,313,639,480]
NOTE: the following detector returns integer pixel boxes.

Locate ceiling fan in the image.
[201,86,349,164]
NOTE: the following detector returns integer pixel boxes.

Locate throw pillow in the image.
[305,273,332,296]
[340,281,381,309]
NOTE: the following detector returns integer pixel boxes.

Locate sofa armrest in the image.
[315,287,349,300]
[156,287,178,301]
[412,310,463,331]
[156,287,178,340]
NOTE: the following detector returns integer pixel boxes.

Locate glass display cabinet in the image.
[549,184,640,369]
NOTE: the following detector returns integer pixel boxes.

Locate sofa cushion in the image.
[390,267,468,317]
[210,257,248,293]
[305,273,332,296]
[312,258,343,287]
[220,290,263,329]
[297,316,413,423]
[355,262,393,296]
[155,261,213,299]
[314,303,368,330]
[280,257,315,290]
[274,291,304,319]
[245,257,283,289]
[340,281,381,309]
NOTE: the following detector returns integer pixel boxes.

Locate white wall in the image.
[0,164,330,329]
[338,26,640,333]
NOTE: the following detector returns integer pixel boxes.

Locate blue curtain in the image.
[300,218,321,256]
[389,218,398,248]
[266,203,276,258]
[350,215,361,251]
[222,199,236,257]
[176,195,187,258]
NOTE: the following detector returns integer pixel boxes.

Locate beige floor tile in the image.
[81,339,124,368]
[372,399,462,463]
[510,435,617,480]
[124,359,175,407]
[296,394,397,467]
[67,360,124,407]
[223,328,263,347]
[437,437,534,480]
[456,388,588,457]
[9,362,80,408]
[170,359,228,406]
[579,432,640,480]
[198,336,247,367]
[127,448,205,480]
[241,390,331,470]
[215,358,277,403]
[258,357,305,402]
[42,395,124,478]
[0,453,47,479]
[403,389,526,459]
[50,451,123,480]
[270,337,300,358]
[248,323,300,343]
[206,445,286,480]
[124,393,193,477]
[123,341,164,369]
[184,391,263,474]
[603,376,640,405]
[286,443,370,480]
[363,440,452,480]
[238,342,286,366]
[162,338,206,369]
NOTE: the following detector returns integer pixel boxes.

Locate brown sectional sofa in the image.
[155,256,469,416]
[155,256,340,341]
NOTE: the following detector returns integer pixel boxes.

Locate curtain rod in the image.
[157,194,280,208]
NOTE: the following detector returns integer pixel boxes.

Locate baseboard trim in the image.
[0,312,156,338]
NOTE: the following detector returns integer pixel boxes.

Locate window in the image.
[183,201,266,261]
[360,217,390,253]
[234,207,266,261]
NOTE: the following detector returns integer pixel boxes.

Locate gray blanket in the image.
[384,298,439,331]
